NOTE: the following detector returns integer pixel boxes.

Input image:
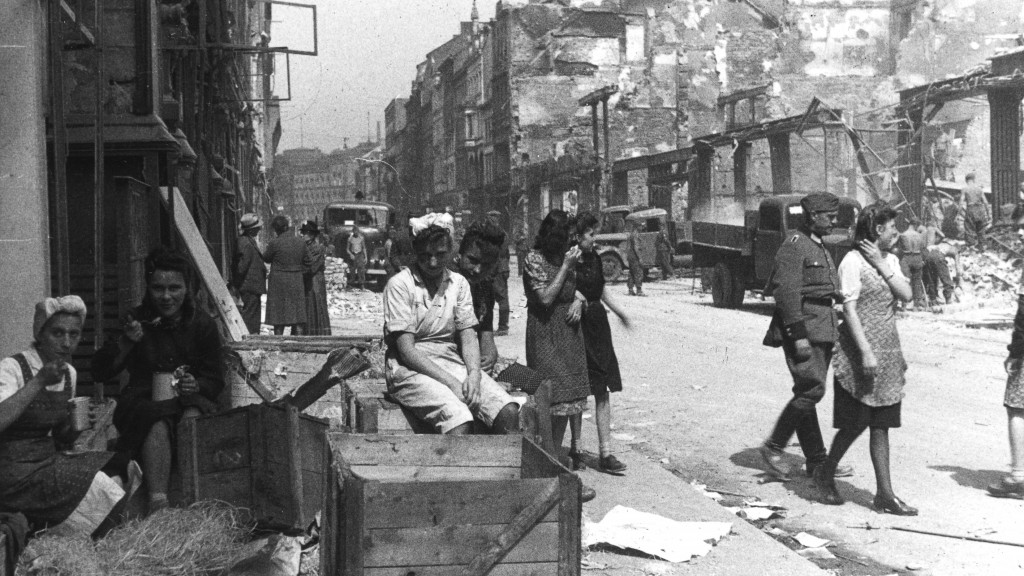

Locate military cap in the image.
[801,192,839,214]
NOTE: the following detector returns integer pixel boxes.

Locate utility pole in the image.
[578,85,618,209]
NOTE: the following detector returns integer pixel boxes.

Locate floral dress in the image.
[523,250,590,414]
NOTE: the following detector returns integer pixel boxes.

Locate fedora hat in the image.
[300,220,320,235]
[240,213,262,231]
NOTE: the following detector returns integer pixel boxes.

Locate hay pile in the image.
[18,502,253,576]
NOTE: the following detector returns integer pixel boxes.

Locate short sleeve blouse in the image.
[839,251,905,302]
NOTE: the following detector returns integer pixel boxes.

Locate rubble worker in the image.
[514,229,529,277]
[924,192,945,240]
[922,238,961,306]
[814,203,917,515]
[262,215,306,335]
[0,296,124,536]
[626,220,645,296]
[989,217,1024,499]
[382,213,522,436]
[93,247,224,514]
[232,213,267,334]
[301,221,331,336]
[346,226,368,290]
[655,225,675,280]
[760,193,853,482]
[383,226,398,279]
[524,210,592,474]
[919,213,944,247]
[486,210,512,335]
[575,211,631,474]
[961,172,991,248]
[896,216,927,310]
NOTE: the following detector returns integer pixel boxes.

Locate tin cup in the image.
[68,397,91,432]
[152,372,178,401]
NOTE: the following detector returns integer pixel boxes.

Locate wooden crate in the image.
[342,379,423,434]
[322,434,581,576]
[179,403,329,531]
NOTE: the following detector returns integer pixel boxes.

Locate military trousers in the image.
[766,340,833,465]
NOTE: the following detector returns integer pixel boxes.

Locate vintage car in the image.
[594,206,673,282]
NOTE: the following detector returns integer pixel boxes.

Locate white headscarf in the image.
[409,212,455,237]
[33,295,87,340]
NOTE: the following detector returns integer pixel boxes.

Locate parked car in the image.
[691,194,861,308]
[594,207,674,282]
[322,200,397,289]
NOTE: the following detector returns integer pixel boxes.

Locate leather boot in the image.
[497,308,510,333]
[812,460,844,505]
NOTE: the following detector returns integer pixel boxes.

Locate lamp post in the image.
[356,156,412,208]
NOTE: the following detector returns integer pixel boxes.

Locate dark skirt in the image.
[582,302,622,394]
[304,272,332,336]
[113,387,218,458]
[265,269,306,325]
[833,381,901,429]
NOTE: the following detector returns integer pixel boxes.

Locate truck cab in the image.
[692,194,860,308]
[322,200,397,289]
[593,206,676,282]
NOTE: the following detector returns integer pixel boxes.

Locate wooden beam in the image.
[157,186,247,341]
[578,85,618,107]
[462,480,561,576]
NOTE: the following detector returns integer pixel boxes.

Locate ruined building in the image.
[272,141,383,224]
[386,0,1024,237]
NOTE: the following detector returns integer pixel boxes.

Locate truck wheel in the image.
[601,253,623,283]
[710,263,733,308]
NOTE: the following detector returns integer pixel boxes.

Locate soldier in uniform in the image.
[760,192,854,481]
[487,210,512,335]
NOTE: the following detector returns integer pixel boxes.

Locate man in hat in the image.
[486,210,512,334]
[232,213,267,334]
[760,192,853,481]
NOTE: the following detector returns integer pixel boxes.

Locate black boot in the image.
[812,460,844,506]
[497,308,510,333]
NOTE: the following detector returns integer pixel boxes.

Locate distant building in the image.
[273,141,380,224]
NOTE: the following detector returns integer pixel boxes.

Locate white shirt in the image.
[838,251,906,302]
[0,347,77,403]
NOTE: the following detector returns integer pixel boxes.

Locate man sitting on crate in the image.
[382,214,523,435]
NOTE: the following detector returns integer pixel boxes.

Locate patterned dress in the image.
[523,250,589,414]
[833,252,908,424]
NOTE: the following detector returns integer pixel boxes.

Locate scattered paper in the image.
[659,458,670,465]
[797,547,836,560]
[583,505,732,563]
[580,558,609,570]
[273,363,288,377]
[733,507,778,521]
[793,532,831,549]
[611,432,636,442]
[689,480,723,501]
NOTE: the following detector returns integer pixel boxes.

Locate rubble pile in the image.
[959,230,1024,303]
[324,257,383,324]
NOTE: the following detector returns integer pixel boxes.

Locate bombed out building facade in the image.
[383,0,1024,238]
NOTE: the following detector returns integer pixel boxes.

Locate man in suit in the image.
[232,214,267,334]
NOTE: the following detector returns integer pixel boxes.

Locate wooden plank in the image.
[0,531,7,576]
[356,396,379,432]
[350,465,521,482]
[330,434,522,468]
[156,186,246,341]
[363,523,559,567]
[195,468,253,509]
[195,410,252,474]
[286,404,304,528]
[363,479,559,529]
[321,463,340,576]
[289,348,370,411]
[343,477,365,576]
[521,437,568,480]
[179,415,200,503]
[365,563,560,576]
[463,481,562,576]
[557,474,582,576]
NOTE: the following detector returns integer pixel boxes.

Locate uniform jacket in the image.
[233,235,267,295]
[763,228,841,346]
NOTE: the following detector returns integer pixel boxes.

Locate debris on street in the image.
[582,505,732,563]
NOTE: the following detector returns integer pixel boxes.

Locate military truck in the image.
[593,206,677,282]
[322,200,397,289]
[691,194,861,308]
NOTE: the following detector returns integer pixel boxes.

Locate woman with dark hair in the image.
[575,211,631,473]
[93,247,224,513]
[813,203,917,515]
[523,210,590,466]
[301,221,332,336]
[263,215,307,335]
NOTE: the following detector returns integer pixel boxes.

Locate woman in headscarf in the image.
[0,296,122,535]
[93,247,224,514]
[301,220,332,335]
[263,215,307,335]
[813,203,917,515]
[523,210,590,466]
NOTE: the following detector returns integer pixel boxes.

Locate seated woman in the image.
[0,296,122,536]
[93,247,224,513]
[383,215,521,434]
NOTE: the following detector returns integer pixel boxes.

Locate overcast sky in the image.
[272,0,494,154]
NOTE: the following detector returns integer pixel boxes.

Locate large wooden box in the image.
[322,434,581,576]
[179,403,329,531]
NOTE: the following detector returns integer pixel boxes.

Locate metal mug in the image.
[68,397,91,433]
[152,372,178,401]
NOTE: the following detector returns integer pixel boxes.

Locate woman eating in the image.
[93,247,224,514]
